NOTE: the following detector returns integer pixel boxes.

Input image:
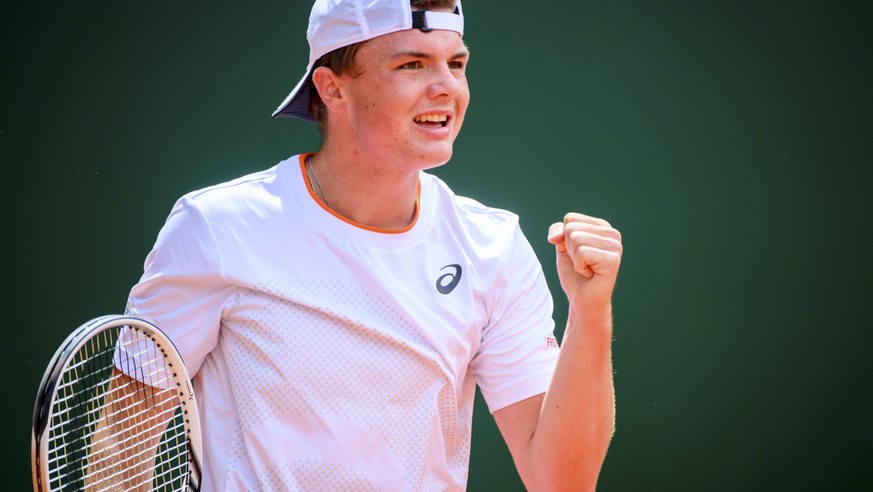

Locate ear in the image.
[311,66,346,114]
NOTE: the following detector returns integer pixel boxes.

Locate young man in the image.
[123,0,622,490]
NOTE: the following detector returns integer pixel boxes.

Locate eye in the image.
[448,60,466,71]
[399,61,423,70]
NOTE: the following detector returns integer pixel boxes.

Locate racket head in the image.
[31,315,202,492]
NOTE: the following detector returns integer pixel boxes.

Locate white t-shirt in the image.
[126,154,560,491]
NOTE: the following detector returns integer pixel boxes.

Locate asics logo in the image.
[436,264,462,295]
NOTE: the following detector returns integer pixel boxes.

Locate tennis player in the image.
[122,0,622,490]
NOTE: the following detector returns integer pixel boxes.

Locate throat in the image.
[305,155,419,230]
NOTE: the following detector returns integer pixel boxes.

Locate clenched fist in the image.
[547,213,623,313]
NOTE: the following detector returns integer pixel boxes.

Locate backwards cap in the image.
[272,0,464,122]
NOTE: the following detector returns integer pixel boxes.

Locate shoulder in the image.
[158,157,301,243]
[420,173,546,288]
[175,154,306,222]
[422,172,521,245]
[184,163,285,214]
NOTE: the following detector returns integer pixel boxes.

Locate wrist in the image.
[566,301,613,340]
[569,298,612,324]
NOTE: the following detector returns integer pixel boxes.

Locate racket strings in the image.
[48,330,113,490]
[44,325,194,491]
[80,404,187,474]
[56,392,185,474]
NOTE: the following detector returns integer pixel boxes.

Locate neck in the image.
[307,148,420,230]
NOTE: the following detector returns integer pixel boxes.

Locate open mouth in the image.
[413,114,449,128]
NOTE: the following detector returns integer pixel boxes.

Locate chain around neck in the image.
[306,155,330,209]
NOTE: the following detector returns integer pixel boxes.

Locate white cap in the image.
[272,0,464,122]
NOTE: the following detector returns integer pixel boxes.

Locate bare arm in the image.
[494,213,621,491]
[86,368,177,491]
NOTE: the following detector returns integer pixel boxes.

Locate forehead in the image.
[358,28,468,60]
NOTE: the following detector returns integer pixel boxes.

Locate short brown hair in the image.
[308,0,459,129]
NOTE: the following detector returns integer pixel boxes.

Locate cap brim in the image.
[271,65,316,122]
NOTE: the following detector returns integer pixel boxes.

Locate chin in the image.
[420,159,450,171]
[416,147,454,171]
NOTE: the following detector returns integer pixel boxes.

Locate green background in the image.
[3,1,871,490]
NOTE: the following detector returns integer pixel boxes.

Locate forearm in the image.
[522,304,616,491]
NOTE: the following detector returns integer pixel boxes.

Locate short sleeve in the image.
[125,195,235,377]
[470,224,559,413]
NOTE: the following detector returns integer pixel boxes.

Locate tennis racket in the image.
[31,314,202,491]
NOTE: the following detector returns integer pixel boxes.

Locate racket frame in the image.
[31,314,202,491]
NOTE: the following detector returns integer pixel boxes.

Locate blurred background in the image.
[3,1,871,490]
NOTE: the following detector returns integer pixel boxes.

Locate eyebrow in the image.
[390,49,470,60]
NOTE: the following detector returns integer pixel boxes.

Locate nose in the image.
[427,64,464,100]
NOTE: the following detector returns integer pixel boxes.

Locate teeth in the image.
[414,114,448,123]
